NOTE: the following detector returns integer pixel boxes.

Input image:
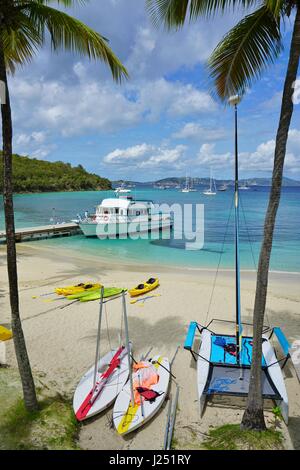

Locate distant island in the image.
[0,154,111,193]
[113,176,300,188]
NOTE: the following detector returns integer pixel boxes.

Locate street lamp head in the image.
[228,95,241,106]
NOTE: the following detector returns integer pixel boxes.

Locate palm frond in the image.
[20,1,128,82]
[208,5,282,100]
[146,0,257,29]
[2,11,43,73]
[265,0,283,17]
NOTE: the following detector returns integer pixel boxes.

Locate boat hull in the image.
[79,218,172,238]
[113,355,170,435]
[73,348,130,421]
[196,330,289,422]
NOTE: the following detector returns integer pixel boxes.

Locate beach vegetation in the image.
[0,0,127,413]
[0,366,79,450]
[271,406,284,430]
[0,153,111,193]
[147,0,300,431]
[202,424,284,450]
[0,396,80,450]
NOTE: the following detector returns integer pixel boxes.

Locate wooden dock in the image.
[0,222,82,243]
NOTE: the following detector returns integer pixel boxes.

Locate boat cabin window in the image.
[128,208,148,216]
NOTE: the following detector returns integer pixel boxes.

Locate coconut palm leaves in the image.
[147,0,258,28]
[1,0,128,81]
[0,0,127,413]
[146,0,291,100]
[209,6,282,99]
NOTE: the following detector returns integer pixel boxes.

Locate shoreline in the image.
[1,242,299,450]
[3,241,300,278]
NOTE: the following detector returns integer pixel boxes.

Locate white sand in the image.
[0,243,299,450]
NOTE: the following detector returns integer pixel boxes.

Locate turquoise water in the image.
[1,187,299,272]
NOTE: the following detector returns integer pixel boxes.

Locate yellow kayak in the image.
[55,283,101,296]
[129,278,159,297]
[0,325,13,342]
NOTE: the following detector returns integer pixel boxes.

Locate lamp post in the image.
[228,95,242,364]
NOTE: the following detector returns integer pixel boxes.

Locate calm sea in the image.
[1,187,299,272]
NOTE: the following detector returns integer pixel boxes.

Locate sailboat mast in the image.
[234,101,242,364]
[122,291,135,406]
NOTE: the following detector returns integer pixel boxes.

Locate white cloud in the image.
[13,131,52,159]
[173,122,228,141]
[103,143,186,169]
[196,143,232,168]
[15,131,46,146]
[240,129,300,173]
[137,79,217,121]
[104,143,152,163]
[194,129,300,173]
[10,67,217,137]
[125,24,216,80]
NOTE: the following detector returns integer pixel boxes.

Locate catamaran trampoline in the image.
[184,319,290,424]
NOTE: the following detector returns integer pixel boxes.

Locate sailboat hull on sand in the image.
[113,355,170,435]
[190,325,289,423]
[73,346,131,421]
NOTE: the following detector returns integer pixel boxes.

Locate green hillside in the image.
[0,153,111,193]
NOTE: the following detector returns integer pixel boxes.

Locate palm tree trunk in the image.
[0,42,38,412]
[241,6,300,431]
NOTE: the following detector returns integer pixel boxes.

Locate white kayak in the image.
[73,345,131,421]
[113,355,170,435]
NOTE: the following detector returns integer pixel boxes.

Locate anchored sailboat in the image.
[181,175,191,193]
[184,96,290,423]
[203,169,217,196]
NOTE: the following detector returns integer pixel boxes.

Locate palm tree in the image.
[147,0,300,430]
[0,0,127,412]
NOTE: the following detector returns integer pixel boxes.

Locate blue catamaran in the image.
[184,97,290,423]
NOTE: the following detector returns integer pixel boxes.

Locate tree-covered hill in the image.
[0,153,111,193]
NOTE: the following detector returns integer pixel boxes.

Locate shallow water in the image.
[1,186,299,272]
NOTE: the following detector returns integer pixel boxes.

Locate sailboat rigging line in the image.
[151,360,176,380]
[205,194,235,326]
[142,347,153,361]
[122,291,135,407]
[130,353,138,365]
[240,195,257,271]
[93,287,104,390]
[102,292,126,304]
[240,195,271,328]
[104,303,112,353]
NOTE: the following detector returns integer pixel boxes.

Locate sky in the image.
[7,0,300,182]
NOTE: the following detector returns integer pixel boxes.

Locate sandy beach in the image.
[1,242,299,450]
